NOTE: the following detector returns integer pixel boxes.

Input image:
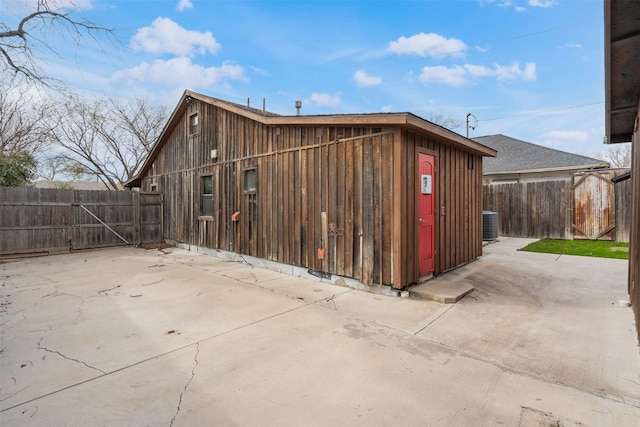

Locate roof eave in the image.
[128,91,498,186]
[484,163,611,175]
[604,0,640,144]
[405,114,497,157]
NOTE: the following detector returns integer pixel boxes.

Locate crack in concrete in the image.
[169,343,199,427]
[37,335,106,375]
[40,285,86,320]
[97,285,121,295]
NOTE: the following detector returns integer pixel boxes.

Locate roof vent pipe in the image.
[247,97,250,108]
[295,100,302,116]
[263,98,266,112]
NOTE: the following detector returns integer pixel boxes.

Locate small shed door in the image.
[418,153,435,276]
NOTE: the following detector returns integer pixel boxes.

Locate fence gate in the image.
[0,188,163,257]
[572,171,615,240]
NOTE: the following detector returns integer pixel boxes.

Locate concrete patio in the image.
[1,238,638,426]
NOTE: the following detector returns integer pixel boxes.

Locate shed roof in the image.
[474,134,609,174]
[605,0,640,144]
[127,90,496,187]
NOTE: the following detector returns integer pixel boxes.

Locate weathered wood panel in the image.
[572,171,616,240]
[629,113,639,344]
[483,181,572,239]
[0,188,162,256]
[141,100,486,289]
[401,130,484,278]
[614,176,631,243]
[483,175,630,242]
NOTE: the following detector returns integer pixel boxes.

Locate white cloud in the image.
[521,62,537,80]
[131,17,220,57]
[464,64,495,77]
[111,58,245,89]
[381,105,393,112]
[420,61,536,86]
[354,70,381,88]
[561,42,583,49]
[529,0,558,8]
[176,0,193,11]
[515,6,526,12]
[494,61,537,82]
[250,66,270,77]
[388,33,467,58]
[540,130,589,147]
[308,92,341,107]
[419,65,468,86]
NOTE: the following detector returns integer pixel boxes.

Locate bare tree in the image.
[0,0,116,85]
[0,78,52,153]
[598,143,632,168]
[45,95,168,189]
[428,110,463,131]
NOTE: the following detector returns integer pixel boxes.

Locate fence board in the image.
[0,188,162,256]
[483,177,629,241]
[483,180,572,239]
[615,177,631,243]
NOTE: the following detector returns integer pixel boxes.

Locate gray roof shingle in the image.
[473,134,607,173]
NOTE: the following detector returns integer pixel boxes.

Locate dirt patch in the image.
[137,241,175,250]
[611,246,629,253]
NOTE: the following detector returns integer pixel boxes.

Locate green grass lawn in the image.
[519,239,630,260]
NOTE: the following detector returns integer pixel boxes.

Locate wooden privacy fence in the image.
[483,172,630,241]
[0,187,162,257]
[483,180,572,239]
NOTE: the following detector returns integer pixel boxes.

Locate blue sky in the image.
[6,0,607,156]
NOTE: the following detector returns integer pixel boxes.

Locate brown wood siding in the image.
[141,101,485,289]
[614,176,631,243]
[399,130,484,280]
[142,101,396,286]
[629,105,639,344]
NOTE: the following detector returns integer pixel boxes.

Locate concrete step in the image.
[408,280,474,303]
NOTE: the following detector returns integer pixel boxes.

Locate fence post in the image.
[133,191,141,246]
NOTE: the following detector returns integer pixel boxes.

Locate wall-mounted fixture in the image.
[211,149,218,160]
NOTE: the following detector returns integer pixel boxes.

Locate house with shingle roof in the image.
[473,134,609,184]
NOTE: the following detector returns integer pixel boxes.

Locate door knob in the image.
[418,218,424,223]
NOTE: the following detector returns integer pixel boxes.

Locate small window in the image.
[202,175,213,216]
[150,183,158,192]
[244,168,257,192]
[189,113,199,135]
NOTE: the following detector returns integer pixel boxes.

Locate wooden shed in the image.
[127,91,496,291]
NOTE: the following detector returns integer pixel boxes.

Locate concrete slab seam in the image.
[418,337,640,410]
[0,299,316,413]
[412,304,457,336]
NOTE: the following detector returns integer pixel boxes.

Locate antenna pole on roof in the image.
[263,98,266,112]
[247,97,250,108]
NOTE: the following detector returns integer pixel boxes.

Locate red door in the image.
[418,153,435,276]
